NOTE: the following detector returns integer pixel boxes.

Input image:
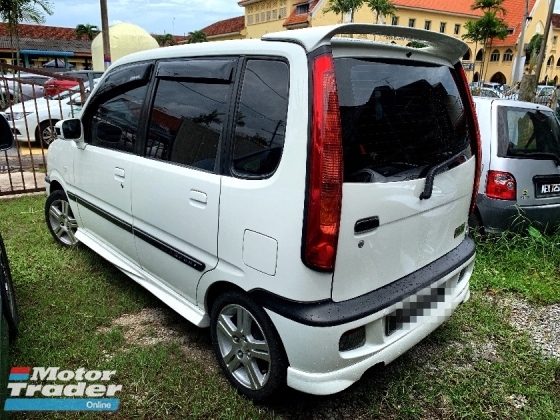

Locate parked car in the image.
[471,86,504,98]
[471,96,560,233]
[44,70,103,97]
[1,84,89,148]
[0,114,20,409]
[47,24,479,400]
[0,72,49,104]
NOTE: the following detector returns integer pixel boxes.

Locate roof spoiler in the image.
[262,24,468,63]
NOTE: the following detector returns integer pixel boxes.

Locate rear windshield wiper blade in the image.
[512,151,560,166]
[419,151,466,200]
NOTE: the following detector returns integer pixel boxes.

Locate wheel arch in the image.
[204,280,246,315]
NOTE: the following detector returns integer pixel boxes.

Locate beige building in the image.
[236,0,560,86]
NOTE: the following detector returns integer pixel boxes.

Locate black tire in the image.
[210,290,287,401]
[45,190,79,248]
[36,120,59,148]
[0,234,18,342]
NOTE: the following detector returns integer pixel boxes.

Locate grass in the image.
[0,193,559,419]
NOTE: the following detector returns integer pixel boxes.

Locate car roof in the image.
[111,23,467,70]
[472,96,553,111]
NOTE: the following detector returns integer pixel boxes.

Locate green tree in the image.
[0,0,53,97]
[462,19,484,81]
[75,23,99,41]
[324,0,363,23]
[471,0,506,16]
[477,11,508,81]
[525,34,542,63]
[155,33,175,46]
[187,30,207,44]
[365,0,396,24]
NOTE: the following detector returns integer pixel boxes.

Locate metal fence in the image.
[0,64,86,196]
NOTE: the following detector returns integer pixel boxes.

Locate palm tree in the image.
[75,23,99,41]
[187,30,207,44]
[476,11,508,82]
[324,0,364,23]
[471,0,506,16]
[155,33,175,47]
[0,0,54,67]
[365,0,396,24]
[462,20,484,82]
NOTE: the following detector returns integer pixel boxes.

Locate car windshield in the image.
[334,57,471,182]
[497,106,560,158]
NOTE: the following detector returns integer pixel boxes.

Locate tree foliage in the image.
[324,0,364,23]
[365,0,397,24]
[75,23,99,41]
[155,33,175,46]
[187,30,207,44]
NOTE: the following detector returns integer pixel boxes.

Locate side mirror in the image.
[0,114,14,151]
[55,119,82,141]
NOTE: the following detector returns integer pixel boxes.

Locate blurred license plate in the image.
[535,180,560,198]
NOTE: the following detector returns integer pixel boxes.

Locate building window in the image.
[391,16,398,26]
[409,18,415,28]
[440,22,446,33]
[424,21,431,30]
[279,7,286,18]
[507,28,514,35]
[261,12,265,21]
[256,13,260,23]
[248,15,253,25]
[267,10,271,20]
[503,49,513,62]
[296,3,309,14]
[476,49,483,61]
[272,9,277,19]
[490,49,500,62]
[454,24,460,35]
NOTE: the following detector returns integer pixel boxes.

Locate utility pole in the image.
[534,0,556,86]
[513,0,529,84]
[100,0,111,70]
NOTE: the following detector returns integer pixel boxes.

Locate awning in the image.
[20,50,74,57]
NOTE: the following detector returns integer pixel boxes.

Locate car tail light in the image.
[303,54,343,271]
[454,64,481,214]
[486,170,516,200]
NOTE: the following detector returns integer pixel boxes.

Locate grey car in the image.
[471,97,560,233]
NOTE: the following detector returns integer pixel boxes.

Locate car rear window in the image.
[334,58,471,182]
[497,106,560,159]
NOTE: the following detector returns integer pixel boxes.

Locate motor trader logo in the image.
[4,366,122,411]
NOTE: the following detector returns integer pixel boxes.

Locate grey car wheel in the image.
[45,190,79,247]
[210,291,287,401]
[37,120,58,148]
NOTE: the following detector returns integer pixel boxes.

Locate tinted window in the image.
[497,106,560,158]
[335,58,470,182]
[232,60,289,177]
[146,76,230,172]
[87,83,148,152]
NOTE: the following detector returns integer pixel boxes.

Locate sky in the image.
[42,0,243,36]
[38,1,560,37]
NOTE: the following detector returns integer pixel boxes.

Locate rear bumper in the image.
[477,194,560,233]
[254,238,475,395]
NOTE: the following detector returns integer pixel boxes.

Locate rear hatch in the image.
[331,49,475,302]
[491,103,560,207]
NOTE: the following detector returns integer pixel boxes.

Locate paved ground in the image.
[0,147,46,194]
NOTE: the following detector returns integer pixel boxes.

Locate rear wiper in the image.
[419,151,466,200]
[513,151,560,166]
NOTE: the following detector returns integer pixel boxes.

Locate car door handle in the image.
[114,167,125,182]
[189,190,207,205]
[354,216,379,234]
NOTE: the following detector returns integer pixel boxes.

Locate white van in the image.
[46,24,480,400]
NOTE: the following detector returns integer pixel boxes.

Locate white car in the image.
[46,24,479,400]
[1,86,88,148]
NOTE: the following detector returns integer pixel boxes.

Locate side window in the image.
[146,73,231,172]
[232,60,289,177]
[88,84,148,152]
